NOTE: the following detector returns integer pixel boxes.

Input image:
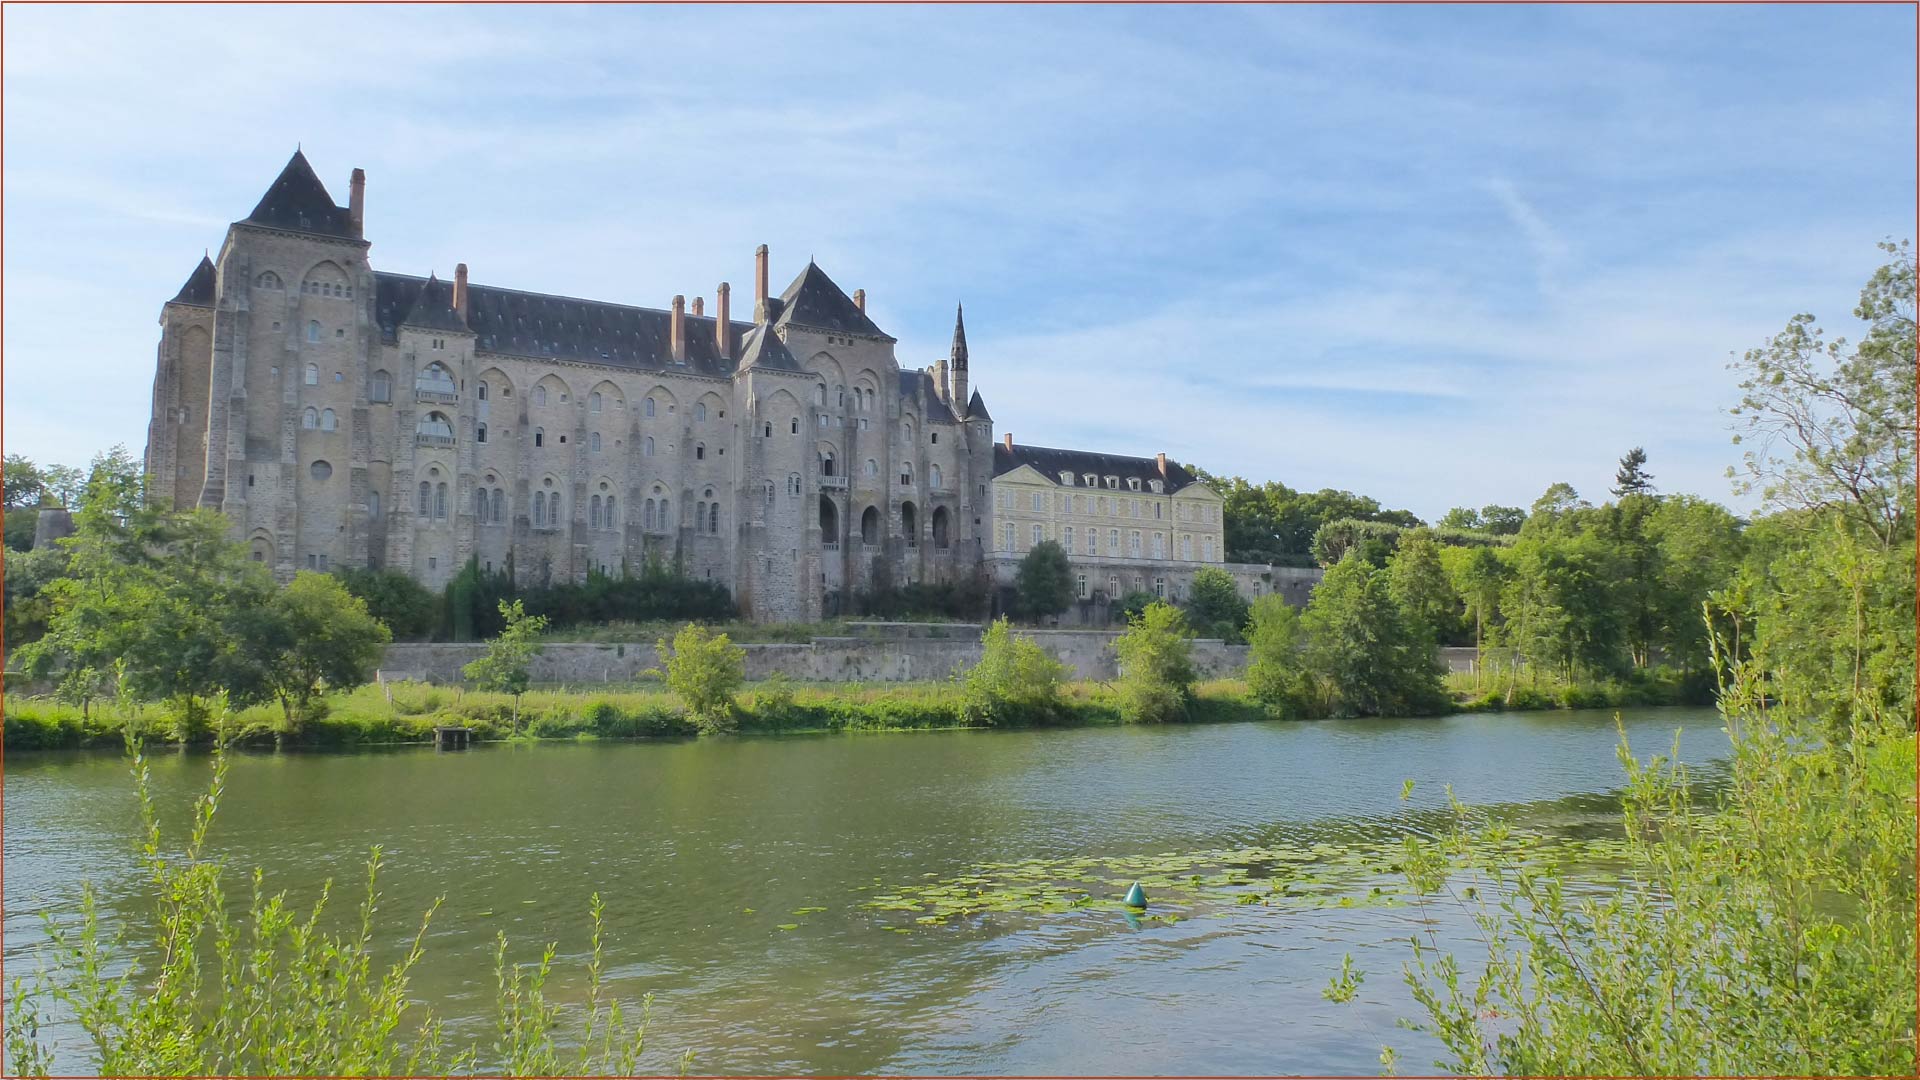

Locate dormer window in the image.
[1084,473,1096,487]
[1059,470,1075,485]
[1128,478,1142,492]
[1105,476,1119,489]
[1149,480,1164,494]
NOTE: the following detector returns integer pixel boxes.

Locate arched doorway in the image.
[931,506,950,549]
[901,501,917,547]
[860,505,880,545]
[819,495,839,541]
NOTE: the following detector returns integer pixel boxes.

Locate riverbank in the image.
[3,668,1701,752]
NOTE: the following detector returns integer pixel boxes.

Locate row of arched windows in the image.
[531,490,564,527]
[588,494,619,530]
[417,481,449,519]
[476,487,508,524]
[301,407,337,431]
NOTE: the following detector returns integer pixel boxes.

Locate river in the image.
[4,706,1726,1074]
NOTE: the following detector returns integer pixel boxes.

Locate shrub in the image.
[334,566,439,641]
[1112,602,1197,723]
[655,623,745,734]
[962,618,1070,726]
[1244,595,1317,717]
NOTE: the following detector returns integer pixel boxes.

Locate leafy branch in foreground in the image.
[3,696,686,1077]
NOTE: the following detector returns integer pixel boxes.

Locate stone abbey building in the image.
[147,152,1295,623]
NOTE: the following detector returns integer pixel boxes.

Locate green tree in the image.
[1479,505,1527,535]
[1184,567,1249,642]
[655,623,746,734]
[4,453,49,550]
[1013,540,1074,620]
[1611,446,1656,496]
[334,566,441,641]
[1437,507,1482,531]
[461,600,548,734]
[1385,528,1461,646]
[1646,494,1745,674]
[1244,595,1315,717]
[962,618,1069,726]
[3,543,68,649]
[244,572,392,736]
[1112,589,1157,624]
[1112,601,1196,723]
[1441,544,1508,653]
[1300,552,1445,717]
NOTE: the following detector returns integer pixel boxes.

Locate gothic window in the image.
[765,481,775,505]
[930,465,942,488]
[860,505,879,545]
[302,407,319,429]
[418,482,431,515]
[534,385,548,406]
[590,391,602,412]
[932,506,950,549]
[493,488,506,523]
[590,495,602,529]
[836,385,845,408]
[417,362,456,397]
[865,459,878,478]
[434,483,448,519]
[789,473,801,496]
[695,443,705,460]
[477,488,489,520]
[256,271,282,290]
[695,402,707,422]
[371,370,391,402]
[764,421,773,438]
[606,495,616,527]
[304,363,319,385]
[820,452,835,477]
[306,322,321,343]
[368,490,380,519]
[533,491,546,524]
[417,412,453,440]
[643,436,654,456]
[901,462,914,486]
[320,409,337,432]
[790,417,799,435]
[644,396,656,417]
[478,382,489,401]
[644,499,655,530]
[590,432,601,452]
[708,503,719,533]
[815,383,826,405]
[476,422,488,443]
[534,428,544,448]
[903,420,913,443]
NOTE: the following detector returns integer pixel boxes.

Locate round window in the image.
[310,460,333,481]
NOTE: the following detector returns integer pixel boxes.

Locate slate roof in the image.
[373,272,759,376]
[966,388,992,421]
[773,262,893,341]
[169,255,217,306]
[243,150,359,239]
[993,442,1199,493]
[900,369,959,424]
[735,323,802,372]
[399,274,468,333]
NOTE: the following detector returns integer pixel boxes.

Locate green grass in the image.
[1442,665,1705,711]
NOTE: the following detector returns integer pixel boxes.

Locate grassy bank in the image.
[2,678,1268,751]
[1442,665,1708,711]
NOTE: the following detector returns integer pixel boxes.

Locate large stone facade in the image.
[146,152,1315,621]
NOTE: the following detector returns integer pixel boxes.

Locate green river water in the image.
[4,706,1726,1074]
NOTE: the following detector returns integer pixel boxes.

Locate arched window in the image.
[590,432,601,452]
[368,490,380,519]
[902,502,917,545]
[821,452,835,477]
[417,412,453,441]
[549,494,561,526]
[932,506,950,549]
[659,496,670,529]
[644,397,656,417]
[860,505,879,544]
[534,427,544,448]
[477,488,490,520]
[696,501,707,532]
[790,417,799,435]
[708,503,719,534]
[371,370,391,403]
[836,385,845,407]
[476,422,488,443]
[695,402,707,422]
[765,481,775,505]
[533,490,546,524]
[695,443,705,460]
[478,381,489,401]
[764,421,773,438]
[900,462,914,486]
[256,271,282,290]
[434,483,447,519]
[590,391,602,412]
[304,363,319,385]
[815,383,826,405]
[903,420,914,444]
[864,459,878,478]
[643,436,654,456]
[533,385,548,406]
[493,489,506,523]
[302,407,319,429]
[930,464,942,488]
[416,362,456,397]
[306,322,321,344]
[320,409,337,432]
[418,482,431,515]
[590,495,602,529]
[644,499,655,530]
[605,495,616,527]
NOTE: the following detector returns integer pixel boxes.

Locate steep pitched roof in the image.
[373,272,757,376]
[773,261,893,341]
[966,388,992,421]
[992,441,1198,493]
[169,255,216,307]
[736,323,802,372]
[243,150,358,239]
[399,274,469,332]
[900,369,958,424]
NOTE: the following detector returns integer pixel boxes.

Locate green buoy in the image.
[1124,882,1147,908]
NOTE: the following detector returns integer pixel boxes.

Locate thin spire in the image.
[949,302,968,367]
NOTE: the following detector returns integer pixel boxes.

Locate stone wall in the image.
[381,628,1250,686]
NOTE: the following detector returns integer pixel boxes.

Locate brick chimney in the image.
[1156,452,1168,477]
[852,288,865,313]
[692,296,705,317]
[1003,433,1013,452]
[670,295,686,364]
[348,168,366,237]
[453,263,469,322]
[754,244,770,322]
[715,282,733,359]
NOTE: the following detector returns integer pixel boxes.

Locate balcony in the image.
[819,475,848,491]
[415,387,457,405]
[822,541,840,552]
[415,433,456,449]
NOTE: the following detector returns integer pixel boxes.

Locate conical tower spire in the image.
[949,302,969,407]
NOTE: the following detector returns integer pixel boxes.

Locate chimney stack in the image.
[453,263,470,321]
[1156,452,1168,477]
[715,282,733,359]
[670,295,686,364]
[1003,433,1013,452]
[852,288,866,313]
[348,168,366,237]
[754,244,770,322]
[692,296,705,317]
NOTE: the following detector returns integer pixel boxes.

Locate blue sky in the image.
[4,4,1912,520]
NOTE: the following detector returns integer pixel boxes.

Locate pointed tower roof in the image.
[169,255,216,307]
[773,261,894,341]
[949,302,969,367]
[966,388,991,421]
[735,322,802,372]
[399,273,469,332]
[243,150,359,239]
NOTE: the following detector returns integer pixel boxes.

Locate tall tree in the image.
[243,572,392,735]
[1244,595,1314,717]
[1300,552,1446,717]
[1185,566,1249,641]
[1386,529,1462,647]
[1013,540,1074,620]
[1479,505,1528,535]
[1438,507,1483,531]
[1612,447,1656,496]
